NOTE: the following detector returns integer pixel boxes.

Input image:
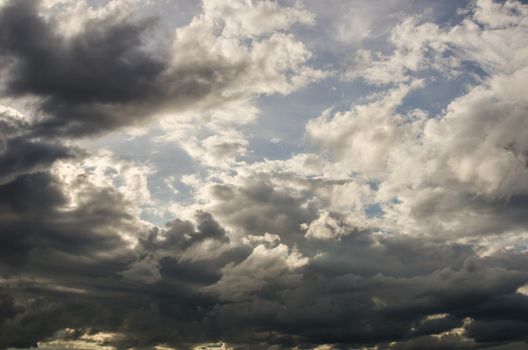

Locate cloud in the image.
[307,80,425,176]
[0,0,325,137]
[200,0,314,38]
[306,0,528,239]
[0,154,235,348]
[301,210,353,240]
[1,0,528,349]
[205,236,308,301]
[343,0,528,84]
[0,106,75,185]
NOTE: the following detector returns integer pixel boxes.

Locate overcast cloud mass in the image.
[1,0,528,349]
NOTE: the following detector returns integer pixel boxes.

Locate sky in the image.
[1,0,528,349]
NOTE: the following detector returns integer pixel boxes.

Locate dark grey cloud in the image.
[2,196,528,350]
[0,136,73,184]
[208,179,317,245]
[0,168,226,349]
[0,170,132,348]
[0,171,132,272]
[0,0,251,137]
[0,107,75,185]
[2,161,526,349]
[0,0,163,136]
[0,161,240,348]
[141,211,230,253]
[200,234,528,349]
[0,1,162,102]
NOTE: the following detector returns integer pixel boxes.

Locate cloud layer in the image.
[1,0,528,349]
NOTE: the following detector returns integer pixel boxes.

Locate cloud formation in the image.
[0,0,324,137]
[1,0,528,349]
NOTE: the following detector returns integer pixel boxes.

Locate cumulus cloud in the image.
[0,0,325,138]
[307,80,425,176]
[1,0,528,349]
[344,0,528,84]
[206,236,308,301]
[307,0,528,239]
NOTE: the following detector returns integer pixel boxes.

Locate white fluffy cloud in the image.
[344,0,528,84]
[157,0,328,167]
[304,0,528,239]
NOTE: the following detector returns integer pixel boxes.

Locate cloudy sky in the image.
[1,0,528,349]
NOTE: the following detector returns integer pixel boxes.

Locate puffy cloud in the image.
[301,210,353,240]
[376,66,528,238]
[343,19,456,84]
[206,236,308,301]
[200,0,314,38]
[0,0,325,137]
[2,0,528,349]
[306,0,528,239]
[51,150,154,217]
[307,80,425,176]
[0,154,237,348]
[344,0,528,84]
